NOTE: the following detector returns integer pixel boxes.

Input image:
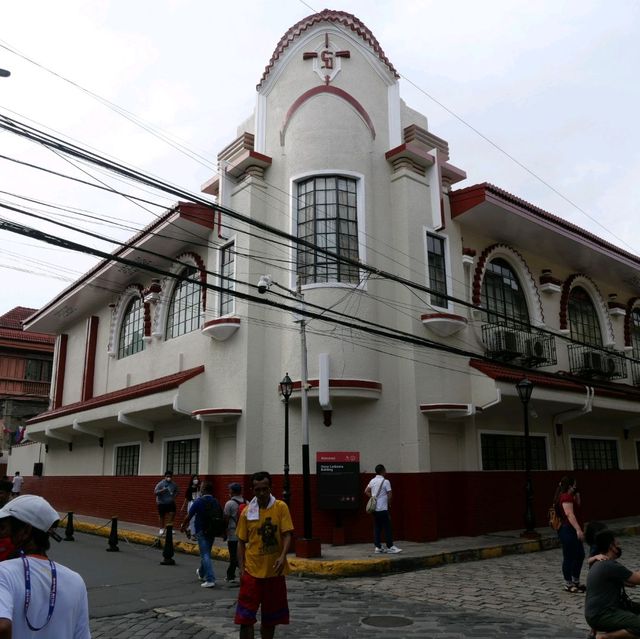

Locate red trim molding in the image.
[81,316,99,402]
[283,86,376,141]
[192,408,242,417]
[52,334,68,410]
[420,403,469,411]
[292,379,382,391]
[28,365,205,425]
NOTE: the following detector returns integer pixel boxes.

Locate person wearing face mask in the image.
[554,475,585,593]
[0,495,90,638]
[154,470,179,537]
[584,529,640,638]
[181,475,201,539]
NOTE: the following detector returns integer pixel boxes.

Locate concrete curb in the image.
[65,519,640,578]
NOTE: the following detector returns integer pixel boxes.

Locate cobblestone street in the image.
[87,533,640,638]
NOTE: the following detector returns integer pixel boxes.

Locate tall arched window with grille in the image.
[166,266,202,339]
[568,286,602,345]
[631,308,640,356]
[481,258,529,328]
[118,297,145,358]
[296,175,360,285]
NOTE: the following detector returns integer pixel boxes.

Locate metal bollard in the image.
[160,524,176,565]
[64,512,75,541]
[106,517,119,552]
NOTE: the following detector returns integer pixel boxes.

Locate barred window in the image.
[481,433,548,470]
[571,438,618,470]
[481,258,529,328]
[427,233,447,308]
[24,359,52,382]
[568,286,602,345]
[166,266,201,339]
[118,297,145,359]
[296,176,360,285]
[115,444,140,476]
[219,242,235,316]
[166,438,199,475]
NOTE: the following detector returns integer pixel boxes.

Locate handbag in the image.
[365,478,385,514]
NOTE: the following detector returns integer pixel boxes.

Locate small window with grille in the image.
[115,444,140,476]
[166,438,199,476]
[571,438,618,470]
[481,433,548,470]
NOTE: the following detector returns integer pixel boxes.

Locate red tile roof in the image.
[470,359,640,402]
[451,183,640,267]
[26,365,205,425]
[0,307,37,329]
[257,9,399,90]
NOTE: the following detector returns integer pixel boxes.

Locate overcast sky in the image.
[1,0,638,314]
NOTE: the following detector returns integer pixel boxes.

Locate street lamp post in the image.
[279,373,293,505]
[516,378,539,538]
[258,275,320,557]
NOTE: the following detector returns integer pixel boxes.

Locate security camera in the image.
[257,275,272,294]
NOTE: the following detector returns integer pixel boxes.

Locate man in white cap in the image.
[0,495,90,638]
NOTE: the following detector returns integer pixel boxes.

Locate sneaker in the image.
[386,545,402,554]
[201,581,216,588]
[196,568,203,581]
[374,547,386,554]
[158,528,165,536]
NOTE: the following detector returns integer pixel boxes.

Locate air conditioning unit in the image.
[602,355,619,378]
[583,350,604,374]
[525,337,546,362]
[493,329,520,356]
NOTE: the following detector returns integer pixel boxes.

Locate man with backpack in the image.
[224,482,247,583]
[180,480,223,588]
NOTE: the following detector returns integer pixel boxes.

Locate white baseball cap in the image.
[0,495,61,539]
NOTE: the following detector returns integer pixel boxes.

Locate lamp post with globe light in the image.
[516,378,539,538]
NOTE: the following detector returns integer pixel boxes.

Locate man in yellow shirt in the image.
[234,471,293,639]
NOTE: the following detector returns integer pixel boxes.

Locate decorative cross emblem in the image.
[303,33,350,84]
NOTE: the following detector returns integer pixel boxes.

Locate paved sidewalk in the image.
[59,511,640,578]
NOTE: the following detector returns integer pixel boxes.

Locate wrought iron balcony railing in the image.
[481,323,557,368]
[567,344,627,381]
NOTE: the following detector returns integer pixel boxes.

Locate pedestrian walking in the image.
[181,474,200,538]
[180,480,223,588]
[234,470,293,639]
[154,470,179,537]
[584,528,640,638]
[0,494,90,638]
[224,482,247,583]
[365,464,402,554]
[10,472,23,497]
[553,476,585,593]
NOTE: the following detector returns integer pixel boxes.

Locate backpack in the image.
[232,497,247,522]
[200,496,225,538]
[548,502,562,531]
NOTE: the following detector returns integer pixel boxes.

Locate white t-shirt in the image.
[0,556,90,638]
[366,475,391,511]
[11,475,23,493]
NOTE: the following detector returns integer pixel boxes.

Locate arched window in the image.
[166,266,201,339]
[631,308,640,356]
[296,175,360,285]
[118,297,145,358]
[481,258,529,327]
[568,286,602,345]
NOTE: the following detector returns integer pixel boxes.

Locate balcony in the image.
[0,377,51,397]
[482,323,557,368]
[567,344,627,381]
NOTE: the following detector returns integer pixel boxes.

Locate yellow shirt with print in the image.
[236,500,294,578]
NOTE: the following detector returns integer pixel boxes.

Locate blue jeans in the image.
[373,510,394,548]
[558,524,585,583]
[196,532,215,582]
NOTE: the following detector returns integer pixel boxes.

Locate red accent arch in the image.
[81,316,99,401]
[282,86,376,141]
[176,252,207,312]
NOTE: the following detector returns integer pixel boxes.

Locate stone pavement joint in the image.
[66,511,640,578]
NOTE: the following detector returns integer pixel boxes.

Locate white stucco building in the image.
[12,10,640,542]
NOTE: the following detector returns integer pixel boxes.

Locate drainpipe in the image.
[476,389,501,413]
[552,386,594,436]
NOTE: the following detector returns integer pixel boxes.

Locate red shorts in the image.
[234,573,289,627]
